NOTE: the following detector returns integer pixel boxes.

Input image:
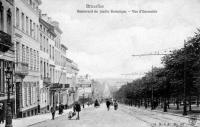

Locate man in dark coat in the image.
[106,100,111,111]
[50,106,56,120]
[74,102,81,120]
[0,103,4,124]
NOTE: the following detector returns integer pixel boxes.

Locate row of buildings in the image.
[0,0,79,118]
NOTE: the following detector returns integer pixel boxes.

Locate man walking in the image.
[74,102,81,120]
[50,106,56,120]
[0,103,4,124]
[106,100,111,111]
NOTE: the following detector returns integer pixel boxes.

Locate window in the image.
[21,13,25,31]
[29,0,32,5]
[30,48,33,70]
[52,46,54,60]
[26,47,29,64]
[46,38,48,53]
[0,61,4,93]
[22,45,25,63]
[16,42,20,62]
[44,61,46,77]
[7,9,12,35]
[43,36,45,52]
[49,45,51,59]
[34,50,36,70]
[33,23,35,39]
[33,3,35,9]
[26,16,28,34]
[40,60,43,78]
[36,25,38,40]
[0,2,4,31]
[16,8,20,28]
[30,19,32,36]
[24,83,28,106]
[40,34,42,50]
[37,51,39,71]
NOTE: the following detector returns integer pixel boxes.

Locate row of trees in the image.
[114,29,200,114]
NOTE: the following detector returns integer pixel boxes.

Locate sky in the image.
[40,0,200,79]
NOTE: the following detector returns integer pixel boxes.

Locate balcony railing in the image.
[68,87,75,94]
[15,62,29,77]
[43,77,51,84]
[0,30,12,52]
[6,0,14,5]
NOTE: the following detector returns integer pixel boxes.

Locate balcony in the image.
[0,31,12,52]
[68,87,75,94]
[43,77,51,84]
[6,0,14,5]
[15,62,29,77]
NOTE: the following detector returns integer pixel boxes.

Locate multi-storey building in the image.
[69,61,79,103]
[38,14,57,113]
[38,14,79,110]
[14,0,41,118]
[12,1,79,117]
[0,0,15,119]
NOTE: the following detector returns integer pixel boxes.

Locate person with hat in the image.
[74,102,81,120]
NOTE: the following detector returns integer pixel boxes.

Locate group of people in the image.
[50,102,81,120]
[50,103,65,120]
[106,99,118,111]
[58,103,64,115]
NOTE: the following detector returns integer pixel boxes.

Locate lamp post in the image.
[151,66,154,110]
[5,66,13,127]
[82,93,85,108]
[183,41,187,115]
[37,99,40,114]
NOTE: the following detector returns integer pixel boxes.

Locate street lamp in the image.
[82,93,85,108]
[151,66,154,110]
[5,66,13,127]
[183,41,187,115]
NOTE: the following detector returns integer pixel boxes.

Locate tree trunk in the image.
[176,98,179,110]
[167,98,170,109]
[163,98,167,112]
[197,96,199,107]
[189,96,192,111]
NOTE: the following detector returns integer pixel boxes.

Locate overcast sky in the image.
[40,0,200,79]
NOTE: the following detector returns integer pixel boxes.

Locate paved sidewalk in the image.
[0,109,73,127]
[0,105,92,127]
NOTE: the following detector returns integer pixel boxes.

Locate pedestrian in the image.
[58,103,63,114]
[56,103,59,110]
[114,100,118,110]
[50,106,56,120]
[74,102,81,120]
[94,99,100,107]
[61,103,64,113]
[0,103,4,124]
[106,100,111,111]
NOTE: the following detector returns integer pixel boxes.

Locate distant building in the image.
[77,75,93,100]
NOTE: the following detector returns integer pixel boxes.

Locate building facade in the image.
[39,13,79,111]
[0,0,79,118]
[14,0,41,118]
[77,75,93,104]
[0,0,15,119]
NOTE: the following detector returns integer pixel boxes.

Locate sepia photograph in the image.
[0,0,200,127]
